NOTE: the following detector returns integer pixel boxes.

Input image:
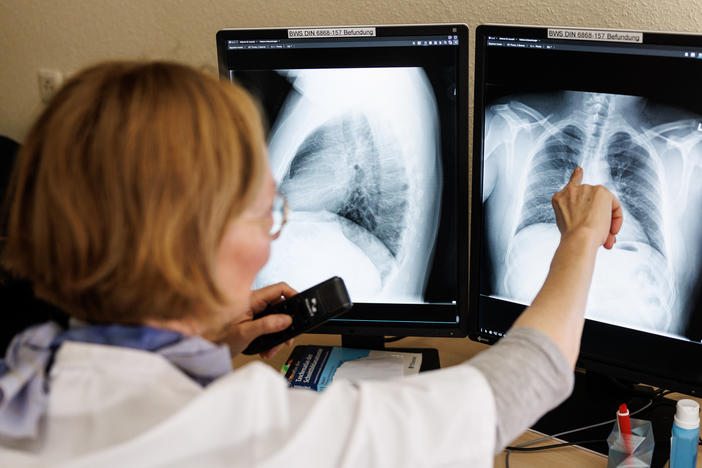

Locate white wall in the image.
[1,0,701,141]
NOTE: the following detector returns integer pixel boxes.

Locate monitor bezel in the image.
[469,23,702,395]
[216,23,471,339]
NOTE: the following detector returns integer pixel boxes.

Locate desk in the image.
[232,335,699,467]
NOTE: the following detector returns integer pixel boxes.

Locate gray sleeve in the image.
[467,326,574,452]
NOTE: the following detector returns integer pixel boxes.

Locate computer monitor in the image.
[471,23,702,459]
[216,24,470,355]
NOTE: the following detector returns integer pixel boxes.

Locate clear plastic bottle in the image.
[670,399,700,468]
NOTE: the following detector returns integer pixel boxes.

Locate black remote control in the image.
[242,276,353,355]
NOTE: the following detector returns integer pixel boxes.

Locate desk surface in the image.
[232,334,700,467]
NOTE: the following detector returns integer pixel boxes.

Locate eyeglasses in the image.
[270,193,288,239]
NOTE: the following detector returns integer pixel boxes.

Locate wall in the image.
[1,0,701,141]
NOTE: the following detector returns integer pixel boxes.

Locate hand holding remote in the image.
[242,276,353,355]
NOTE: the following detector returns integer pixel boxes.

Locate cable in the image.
[504,390,672,468]
[507,439,604,451]
[383,336,406,343]
[504,440,608,468]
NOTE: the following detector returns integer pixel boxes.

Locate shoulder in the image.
[51,340,201,387]
[47,341,203,439]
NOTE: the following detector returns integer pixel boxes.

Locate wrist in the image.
[560,227,603,253]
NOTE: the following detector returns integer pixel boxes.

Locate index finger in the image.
[251,282,298,313]
[567,166,583,187]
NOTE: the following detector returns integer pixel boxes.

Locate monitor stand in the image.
[340,335,440,372]
[530,370,677,468]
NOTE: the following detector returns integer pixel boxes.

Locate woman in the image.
[0,61,622,467]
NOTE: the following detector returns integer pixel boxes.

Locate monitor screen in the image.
[471,24,702,393]
[217,24,469,337]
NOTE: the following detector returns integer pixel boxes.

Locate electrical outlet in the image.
[37,69,63,103]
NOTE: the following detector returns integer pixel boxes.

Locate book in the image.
[281,345,423,391]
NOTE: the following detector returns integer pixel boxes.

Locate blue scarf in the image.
[0,321,233,440]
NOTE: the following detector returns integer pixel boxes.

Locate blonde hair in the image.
[2,61,267,324]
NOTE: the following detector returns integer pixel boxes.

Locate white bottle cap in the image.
[674,399,700,430]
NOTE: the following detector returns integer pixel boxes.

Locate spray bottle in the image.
[670,399,699,468]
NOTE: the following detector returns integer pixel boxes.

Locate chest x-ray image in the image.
[254,68,443,303]
[482,90,702,337]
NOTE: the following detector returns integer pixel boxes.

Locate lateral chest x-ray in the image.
[254,68,443,303]
[482,90,702,337]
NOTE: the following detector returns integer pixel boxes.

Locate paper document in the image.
[281,345,423,391]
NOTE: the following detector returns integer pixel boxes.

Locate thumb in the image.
[241,314,292,341]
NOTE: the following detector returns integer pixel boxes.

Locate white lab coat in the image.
[0,341,496,468]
